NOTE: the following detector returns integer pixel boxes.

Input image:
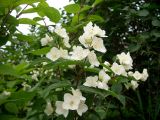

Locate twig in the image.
[16,4,29,18]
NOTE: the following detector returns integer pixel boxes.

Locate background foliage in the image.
[0,0,159,120]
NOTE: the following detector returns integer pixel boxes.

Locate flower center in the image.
[69,101,74,106]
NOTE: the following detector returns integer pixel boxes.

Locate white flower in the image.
[99,70,110,83]
[63,36,71,48]
[79,34,92,48]
[84,22,93,33]
[41,34,53,46]
[128,71,133,76]
[92,37,106,53]
[121,71,128,77]
[93,24,106,37]
[133,71,142,80]
[77,101,88,116]
[111,62,126,75]
[83,76,98,87]
[55,101,69,118]
[68,65,76,69]
[71,88,86,101]
[55,26,68,39]
[62,93,81,110]
[141,69,148,81]
[117,52,133,70]
[103,61,110,71]
[88,51,100,67]
[59,48,69,59]
[22,82,31,91]
[131,80,139,90]
[31,74,38,81]
[55,26,71,48]
[97,81,109,90]
[70,46,90,60]
[2,90,11,96]
[46,47,61,62]
[44,101,53,116]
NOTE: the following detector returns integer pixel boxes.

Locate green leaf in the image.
[80,5,92,12]
[95,107,107,119]
[22,8,37,14]
[30,47,51,55]
[0,93,10,105]
[92,0,103,7]
[152,19,160,27]
[116,95,126,107]
[84,67,100,74]
[7,80,21,88]
[0,35,9,46]
[14,62,29,74]
[128,44,141,53]
[14,0,43,7]
[44,59,86,70]
[0,64,18,76]
[0,0,13,7]
[79,86,108,97]
[137,9,149,17]
[5,102,18,114]
[6,15,19,25]
[88,15,104,22]
[41,81,71,98]
[64,4,80,13]
[37,2,61,23]
[111,83,122,94]
[152,30,160,37]
[18,18,37,25]
[0,114,20,120]
[33,17,43,21]
[8,90,36,107]
[14,34,34,43]
[79,86,126,106]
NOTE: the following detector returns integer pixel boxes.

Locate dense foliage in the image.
[0,0,159,120]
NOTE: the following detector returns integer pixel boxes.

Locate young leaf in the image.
[64,4,80,13]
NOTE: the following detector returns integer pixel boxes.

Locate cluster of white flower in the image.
[45,22,107,68]
[79,22,106,53]
[84,51,148,90]
[55,88,88,117]
[40,26,70,48]
[115,52,148,89]
[54,26,71,48]
[128,69,148,89]
[43,22,149,118]
[84,70,110,90]
[31,70,39,81]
